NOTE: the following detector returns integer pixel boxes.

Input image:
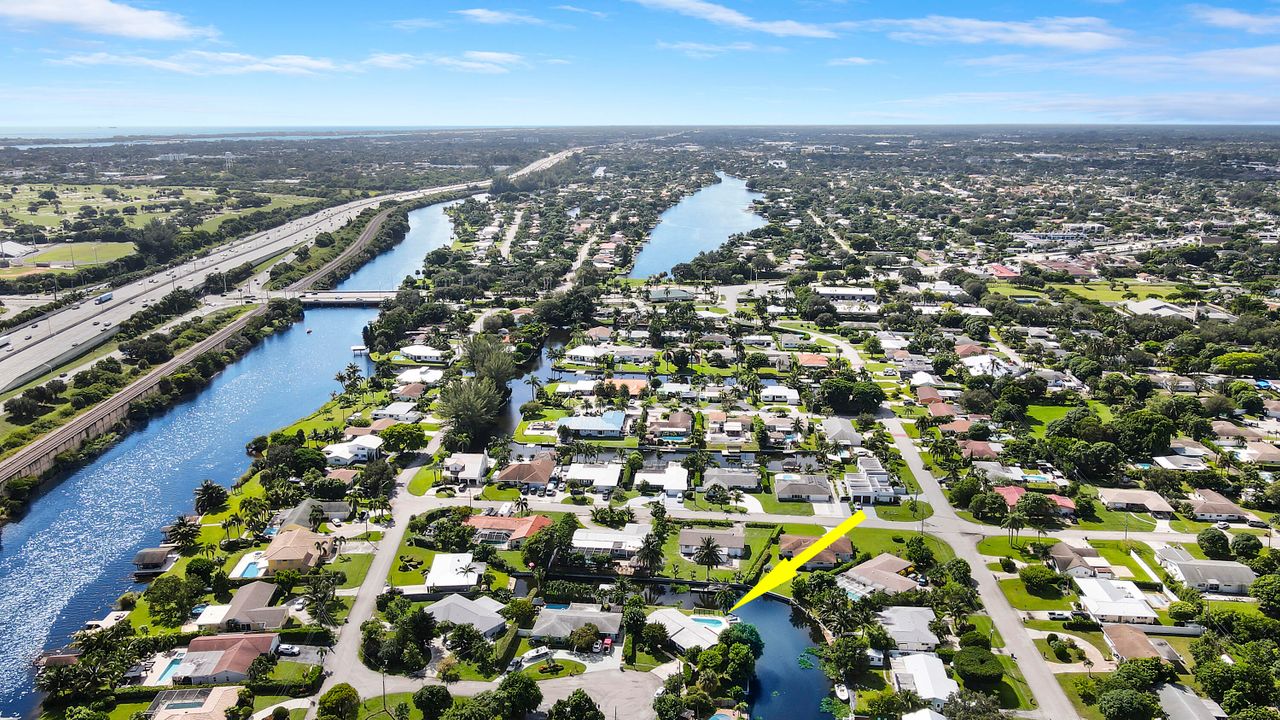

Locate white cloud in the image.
[360,53,426,70]
[828,56,878,66]
[554,5,607,19]
[453,8,544,25]
[965,44,1280,80]
[656,40,774,58]
[434,50,527,73]
[0,0,212,39]
[1189,5,1280,33]
[389,18,443,31]
[629,0,835,38]
[847,15,1125,51]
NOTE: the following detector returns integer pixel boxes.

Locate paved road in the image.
[807,208,852,253]
[0,148,581,392]
[498,208,524,258]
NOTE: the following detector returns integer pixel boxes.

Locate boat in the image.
[306,328,313,334]
[834,684,850,702]
[351,345,368,355]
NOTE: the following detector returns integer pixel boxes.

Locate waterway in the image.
[0,198,459,717]
[735,598,833,720]
[629,172,765,279]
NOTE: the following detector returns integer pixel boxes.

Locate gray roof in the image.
[678,528,747,550]
[702,468,759,489]
[1171,559,1257,587]
[224,581,288,629]
[426,594,507,635]
[280,499,349,529]
[1159,683,1227,720]
[821,417,862,444]
[531,605,622,638]
[878,606,939,646]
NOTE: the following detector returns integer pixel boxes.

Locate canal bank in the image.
[0,198,461,718]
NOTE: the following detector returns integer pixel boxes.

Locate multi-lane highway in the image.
[0,148,579,391]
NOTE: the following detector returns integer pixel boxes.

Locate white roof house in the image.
[892,654,958,711]
[647,608,726,651]
[633,462,689,496]
[425,553,486,591]
[395,367,445,386]
[322,435,384,466]
[1076,577,1158,623]
[760,385,800,404]
[572,523,649,558]
[564,462,624,489]
[371,401,422,423]
[878,606,939,651]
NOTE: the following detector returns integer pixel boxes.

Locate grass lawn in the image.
[1057,282,1180,302]
[270,660,316,682]
[521,659,586,681]
[1035,638,1086,663]
[1026,405,1073,437]
[967,614,1005,648]
[1088,540,1153,582]
[753,491,816,516]
[1056,673,1105,720]
[994,655,1036,710]
[662,526,774,582]
[998,578,1076,611]
[874,501,933,523]
[408,466,440,496]
[27,241,137,265]
[480,486,520,502]
[683,492,747,514]
[107,703,151,720]
[330,553,375,589]
[1025,620,1112,660]
[251,696,294,713]
[976,535,1042,559]
[389,536,436,587]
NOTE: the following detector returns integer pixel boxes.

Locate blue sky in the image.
[1,0,1279,126]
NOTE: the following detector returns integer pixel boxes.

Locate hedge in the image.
[277,626,335,645]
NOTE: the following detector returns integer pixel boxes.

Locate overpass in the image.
[294,291,399,307]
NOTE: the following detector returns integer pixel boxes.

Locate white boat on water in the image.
[834,684,850,702]
[351,345,368,355]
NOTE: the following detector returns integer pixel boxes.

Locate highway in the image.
[0,147,579,391]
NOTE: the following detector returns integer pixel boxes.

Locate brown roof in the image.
[916,386,942,404]
[496,453,556,485]
[466,514,552,541]
[186,633,276,672]
[844,553,917,594]
[326,468,359,484]
[960,440,998,459]
[779,534,853,565]
[1103,624,1160,660]
[928,403,959,418]
[796,353,830,368]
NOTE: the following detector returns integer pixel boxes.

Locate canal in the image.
[629,172,765,279]
[0,198,459,717]
[736,598,834,720]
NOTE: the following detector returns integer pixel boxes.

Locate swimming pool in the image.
[710,713,735,720]
[692,616,727,629]
[241,561,263,578]
[230,551,266,579]
[155,658,183,684]
[544,603,570,610]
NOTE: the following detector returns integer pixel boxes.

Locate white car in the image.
[277,644,300,656]
[1215,521,1231,530]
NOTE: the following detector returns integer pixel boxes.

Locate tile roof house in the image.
[774,473,832,502]
[220,581,288,631]
[1097,488,1174,516]
[701,467,760,491]
[172,633,279,685]
[992,485,1076,515]
[1190,489,1246,522]
[1047,542,1113,578]
[838,553,917,596]
[262,529,331,575]
[466,514,553,549]
[778,534,854,570]
[495,453,556,487]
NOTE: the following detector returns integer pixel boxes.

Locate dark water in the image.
[629,172,765,279]
[0,198,459,716]
[736,598,832,720]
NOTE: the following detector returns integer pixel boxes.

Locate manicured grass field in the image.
[998,577,1076,611]
[389,535,436,586]
[24,241,137,265]
[967,614,1004,648]
[662,526,774,581]
[874,501,933,523]
[752,490,816,516]
[330,552,375,589]
[1057,282,1180,302]
[1025,620,1112,660]
[408,466,439,496]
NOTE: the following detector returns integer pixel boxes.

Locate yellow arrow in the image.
[730,510,867,612]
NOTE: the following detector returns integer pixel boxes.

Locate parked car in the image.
[278,644,300,656]
[1215,521,1231,530]
[1248,519,1269,529]
[1047,610,1072,621]
[592,640,603,653]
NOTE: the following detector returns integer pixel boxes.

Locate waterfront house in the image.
[322,435,383,466]
[778,534,853,570]
[531,604,623,643]
[371,401,423,423]
[495,453,556,488]
[878,606,940,651]
[571,523,648,559]
[634,462,689,497]
[774,473,831,503]
[760,385,800,405]
[838,553,917,597]
[171,633,279,685]
[465,514,552,550]
[262,528,331,575]
[891,653,957,711]
[557,410,627,438]
[700,467,760,492]
[442,453,490,486]
[399,344,451,365]
[678,528,746,559]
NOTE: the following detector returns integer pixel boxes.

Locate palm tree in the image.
[167,515,201,551]
[636,533,665,575]
[308,504,326,531]
[514,495,530,516]
[693,536,723,580]
[1003,508,1027,548]
[524,375,543,397]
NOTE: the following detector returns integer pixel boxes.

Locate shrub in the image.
[952,647,1004,685]
[958,631,991,649]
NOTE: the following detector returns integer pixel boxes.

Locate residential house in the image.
[760,385,800,405]
[425,553,486,592]
[399,345,450,365]
[774,473,831,503]
[564,462,624,491]
[392,383,426,402]
[1097,488,1174,517]
[1075,577,1158,623]
[1238,441,1280,466]
[891,654,958,711]
[495,453,556,489]
[426,594,507,638]
[1155,547,1257,595]
[878,606,940,651]
[557,411,627,438]
[466,514,553,550]
[649,411,694,441]
[1047,542,1113,579]
[1103,624,1165,661]
[821,417,863,447]
[322,435,384,466]
[442,453,490,486]
[992,485,1076,516]
[843,456,899,505]
[838,553,918,597]
[634,462,689,497]
[678,528,747,559]
[778,534,854,570]
[279,499,349,531]
[1190,489,1246,522]
[701,467,760,492]
[220,581,288,631]
[1159,683,1228,720]
[262,529,331,575]
[171,634,279,685]
[572,523,649,559]
[531,604,623,643]
[145,688,241,720]
[371,401,422,423]
[1211,421,1262,447]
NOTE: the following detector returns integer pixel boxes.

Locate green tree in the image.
[1230,533,1262,559]
[1097,689,1160,720]
[952,647,1004,685]
[568,622,600,652]
[941,689,1009,720]
[1250,573,1280,615]
[380,423,427,454]
[193,479,228,515]
[547,689,605,720]
[1018,565,1060,596]
[318,684,361,720]
[437,377,504,448]
[1198,528,1232,560]
[692,536,723,579]
[413,685,453,720]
